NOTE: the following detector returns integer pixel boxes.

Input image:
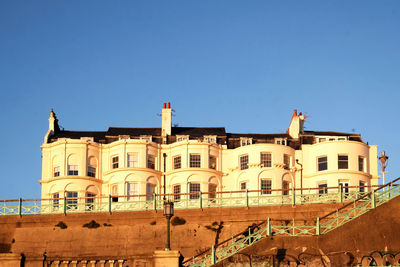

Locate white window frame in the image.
[127,152,138,168]
[240,137,252,146]
[204,135,217,144]
[190,154,201,168]
[260,152,272,168]
[209,155,217,170]
[87,166,96,178]
[261,179,272,195]
[239,155,249,170]
[173,155,181,170]
[111,156,119,169]
[176,135,189,142]
[317,156,328,172]
[53,166,60,177]
[147,155,156,170]
[68,164,79,176]
[338,154,348,170]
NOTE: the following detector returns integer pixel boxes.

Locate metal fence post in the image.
[371,190,376,209]
[19,198,22,216]
[267,217,271,236]
[108,195,112,214]
[291,187,295,206]
[246,189,249,207]
[316,217,320,235]
[211,245,216,264]
[153,192,157,210]
[199,191,202,209]
[64,196,67,215]
[292,218,295,235]
[339,184,343,203]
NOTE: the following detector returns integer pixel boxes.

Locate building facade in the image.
[40,103,379,203]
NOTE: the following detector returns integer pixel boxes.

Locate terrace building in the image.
[40,103,379,207]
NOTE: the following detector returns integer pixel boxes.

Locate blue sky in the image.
[0,1,399,200]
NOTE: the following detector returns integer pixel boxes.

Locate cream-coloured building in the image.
[40,103,379,204]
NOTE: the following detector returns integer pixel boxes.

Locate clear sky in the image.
[0,1,399,200]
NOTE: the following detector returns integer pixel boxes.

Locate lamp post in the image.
[163,201,174,251]
[378,151,389,188]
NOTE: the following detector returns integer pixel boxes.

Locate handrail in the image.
[0,184,382,202]
[182,177,400,266]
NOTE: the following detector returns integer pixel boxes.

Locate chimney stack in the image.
[161,102,172,138]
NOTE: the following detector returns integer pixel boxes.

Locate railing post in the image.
[267,217,271,236]
[339,184,343,203]
[211,245,216,264]
[371,189,376,209]
[291,187,295,206]
[316,217,320,235]
[18,198,22,216]
[108,195,112,214]
[246,189,249,207]
[292,218,295,235]
[64,196,67,215]
[153,192,157,210]
[199,191,202,209]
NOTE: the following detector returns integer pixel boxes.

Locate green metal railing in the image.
[0,185,375,216]
[183,178,400,267]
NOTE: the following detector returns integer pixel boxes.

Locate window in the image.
[260,153,272,168]
[359,181,365,193]
[127,153,138,167]
[68,165,79,176]
[318,184,328,195]
[111,184,118,202]
[209,156,217,170]
[261,180,272,195]
[112,156,119,169]
[240,138,252,146]
[85,193,95,211]
[189,183,200,199]
[147,155,155,169]
[208,184,217,199]
[173,185,181,201]
[87,166,96,178]
[146,183,156,201]
[284,154,291,170]
[318,138,326,143]
[358,156,364,172]
[275,138,287,145]
[190,154,201,168]
[173,156,181,170]
[127,182,138,201]
[338,155,348,169]
[176,135,189,142]
[339,182,349,194]
[204,135,217,144]
[66,191,78,210]
[239,155,249,170]
[53,166,60,177]
[282,181,290,195]
[140,135,152,142]
[318,156,328,171]
[53,193,59,210]
[240,182,247,191]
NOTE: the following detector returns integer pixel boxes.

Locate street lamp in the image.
[378,151,389,187]
[163,201,174,251]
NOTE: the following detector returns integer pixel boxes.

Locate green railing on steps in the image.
[183,177,400,267]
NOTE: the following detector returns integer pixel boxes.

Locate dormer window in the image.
[275,138,287,145]
[240,137,252,146]
[176,135,189,142]
[140,135,152,142]
[317,136,348,143]
[204,135,217,144]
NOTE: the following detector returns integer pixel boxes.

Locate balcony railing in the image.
[0,184,387,216]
